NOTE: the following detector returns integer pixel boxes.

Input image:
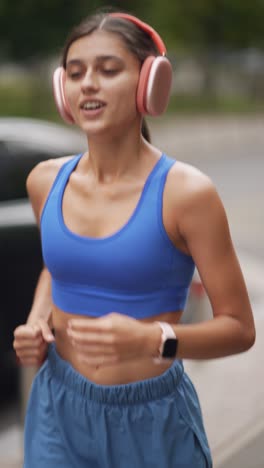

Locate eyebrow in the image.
[66,55,124,67]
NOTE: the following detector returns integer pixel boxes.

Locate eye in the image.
[69,72,82,79]
[101,68,119,76]
[66,69,83,80]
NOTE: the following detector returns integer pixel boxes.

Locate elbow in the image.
[240,323,256,352]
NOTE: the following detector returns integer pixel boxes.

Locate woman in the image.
[13,9,255,468]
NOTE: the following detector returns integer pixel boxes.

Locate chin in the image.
[80,120,122,139]
[79,120,109,136]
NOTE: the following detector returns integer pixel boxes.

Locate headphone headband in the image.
[109,13,167,56]
[53,12,172,120]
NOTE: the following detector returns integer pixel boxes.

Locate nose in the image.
[81,69,99,93]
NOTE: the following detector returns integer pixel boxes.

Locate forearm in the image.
[27,267,53,325]
[149,315,255,360]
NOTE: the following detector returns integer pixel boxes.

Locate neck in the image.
[82,123,149,183]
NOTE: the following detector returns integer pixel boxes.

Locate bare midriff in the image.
[51,305,183,385]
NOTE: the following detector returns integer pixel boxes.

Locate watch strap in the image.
[156,321,176,342]
[153,321,177,363]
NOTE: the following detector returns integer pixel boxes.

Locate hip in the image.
[24,344,212,467]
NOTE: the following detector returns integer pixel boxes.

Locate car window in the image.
[0,141,53,201]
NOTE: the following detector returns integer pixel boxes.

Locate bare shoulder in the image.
[26,155,75,225]
[168,159,220,209]
[26,155,74,199]
[165,159,228,236]
[169,160,213,192]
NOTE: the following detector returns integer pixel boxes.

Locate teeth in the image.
[83,102,103,110]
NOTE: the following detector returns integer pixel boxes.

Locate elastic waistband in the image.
[47,343,184,406]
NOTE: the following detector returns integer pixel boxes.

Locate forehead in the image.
[66,30,136,64]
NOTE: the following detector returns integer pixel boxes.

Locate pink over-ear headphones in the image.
[52,12,173,124]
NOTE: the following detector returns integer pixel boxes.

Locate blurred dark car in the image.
[0,117,85,403]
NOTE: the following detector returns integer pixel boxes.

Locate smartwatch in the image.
[153,321,178,363]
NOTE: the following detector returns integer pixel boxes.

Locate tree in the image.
[0,0,106,60]
[1,0,264,61]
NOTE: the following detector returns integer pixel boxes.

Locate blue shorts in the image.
[24,344,212,467]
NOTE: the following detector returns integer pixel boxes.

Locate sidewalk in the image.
[185,314,264,467]
[185,249,264,466]
[149,114,264,162]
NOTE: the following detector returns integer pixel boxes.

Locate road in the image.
[192,153,264,258]
[150,115,264,257]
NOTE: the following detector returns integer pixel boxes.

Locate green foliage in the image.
[0,81,58,121]
[1,82,264,121]
[0,0,107,60]
[1,0,264,60]
[167,93,264,114]
[138,0,264,50]
[172,0,264,49]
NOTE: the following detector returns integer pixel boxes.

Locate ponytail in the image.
[141,118,151,143]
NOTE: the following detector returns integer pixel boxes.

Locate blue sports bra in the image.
[41,153,195,318]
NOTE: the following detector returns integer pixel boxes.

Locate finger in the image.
[15,340,47,356]
[13,336,44,350]
[16,348,44,359]
[76,353,119,366]
[68,317,112,332]
[71,342,115,355]
[14,341,47,359]
[17,354,47,367]
[39,320,55,343]
[67,329,114,346]
[19,357,44,367]
[14,324,42,339]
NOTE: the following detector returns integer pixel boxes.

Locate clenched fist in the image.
[13,320,55,366]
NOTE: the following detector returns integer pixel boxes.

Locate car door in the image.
[0,141,51,400]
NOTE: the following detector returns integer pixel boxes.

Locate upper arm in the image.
[26,156,73,227]
[26,161,50,227]
[178,171,253,325]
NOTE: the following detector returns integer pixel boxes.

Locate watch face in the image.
[162,338,178,358]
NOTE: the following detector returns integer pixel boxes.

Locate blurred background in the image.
[0,1,264,467]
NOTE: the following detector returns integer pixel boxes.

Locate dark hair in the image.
[61,9,158,143]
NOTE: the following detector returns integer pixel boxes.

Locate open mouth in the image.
[81,101,106,111]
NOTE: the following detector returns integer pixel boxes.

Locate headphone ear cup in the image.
[137,56,172,116]
[136,56,155,115]
[53,67,75,124]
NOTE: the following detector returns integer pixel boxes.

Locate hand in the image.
[13,319,55,366]
[67,312,161,367]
